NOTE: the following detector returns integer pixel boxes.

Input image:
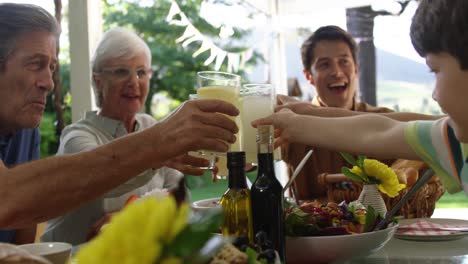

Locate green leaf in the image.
[293,207,307,216]
[340,152,357,166]
[364,205,377,232]
[283,198,296,210]
[341,167,364,183]
[165,209,223,258]
[285,208,320,236]
[357,155,366,167]
[246,247,259,264]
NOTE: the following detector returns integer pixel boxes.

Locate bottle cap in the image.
[256,125,273,144]
[227,151,245,167]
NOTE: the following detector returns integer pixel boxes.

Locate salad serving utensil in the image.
[373,168,435,231]
[283,149,313,193]
[283,150,314,205]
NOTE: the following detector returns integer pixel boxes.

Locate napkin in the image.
[397,220,468,236]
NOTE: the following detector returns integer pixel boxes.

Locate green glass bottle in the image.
[251,125,285,262]
[220,151,253,242]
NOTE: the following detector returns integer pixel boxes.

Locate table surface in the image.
[344,234,468,264]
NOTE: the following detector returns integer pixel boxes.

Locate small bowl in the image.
[19,242,72,264]
[191,197,221,213]
[286,224,398,263]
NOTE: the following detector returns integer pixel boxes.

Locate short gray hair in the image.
[0,3,60,70]
[91,27,152,107]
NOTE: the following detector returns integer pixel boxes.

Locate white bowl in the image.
[286,224,398,263]
[19,242,72,264]
[191,197,221,213]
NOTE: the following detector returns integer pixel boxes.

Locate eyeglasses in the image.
[99,66,153,81]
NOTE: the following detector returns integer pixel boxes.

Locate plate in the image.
[191,197,221,213]
[395,218,468,241]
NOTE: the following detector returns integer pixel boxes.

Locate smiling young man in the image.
[302,26,359,110]
[282,26,397,200]
[0,3,239,237]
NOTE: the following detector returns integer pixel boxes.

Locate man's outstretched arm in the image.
[0,99,239,229]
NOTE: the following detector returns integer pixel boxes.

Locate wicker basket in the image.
[317,160,446,218]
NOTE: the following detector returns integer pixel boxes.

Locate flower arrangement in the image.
[71,196,223,264]
[340,153,406,198]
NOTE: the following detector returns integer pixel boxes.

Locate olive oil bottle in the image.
[220,151,253,242]
[251,125,285,262]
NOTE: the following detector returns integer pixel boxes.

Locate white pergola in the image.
[68,0,385,122]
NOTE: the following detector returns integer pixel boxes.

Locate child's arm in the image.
[277,101,443,121]
[253,109,419,160]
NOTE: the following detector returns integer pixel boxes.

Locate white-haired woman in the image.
[41,27,185,245]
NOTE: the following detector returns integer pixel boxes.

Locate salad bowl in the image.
[286,223,398,263]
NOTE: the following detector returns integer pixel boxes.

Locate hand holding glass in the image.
[196,71,242,154]
[190,71,242,175]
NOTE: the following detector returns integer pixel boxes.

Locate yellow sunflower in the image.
[72,196,188,264]
[344,154,406,198]
[362,159,406,197]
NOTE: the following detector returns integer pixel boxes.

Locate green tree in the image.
[102,0,261,116]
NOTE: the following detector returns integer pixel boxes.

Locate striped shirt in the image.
[405,117,467,194]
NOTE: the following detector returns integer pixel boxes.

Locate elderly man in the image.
[0,2,238,241]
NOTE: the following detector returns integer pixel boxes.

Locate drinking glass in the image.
[195,71,242,177]
[187,94,217,170]
[240,83,281,164]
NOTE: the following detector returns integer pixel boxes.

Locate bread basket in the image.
[317,160,445,218]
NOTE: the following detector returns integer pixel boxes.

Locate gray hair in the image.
[0,3,60,70]
[91,27,152,107]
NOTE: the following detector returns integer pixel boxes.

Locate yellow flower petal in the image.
[73,196,183,264]
[168,203,189,242]
[363,159,406,197]
[350,166,368,182]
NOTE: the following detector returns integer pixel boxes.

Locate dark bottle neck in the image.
[256,125,275,178]
[257,153,275,178]
[228,165,247,188]
[227,151,247,189]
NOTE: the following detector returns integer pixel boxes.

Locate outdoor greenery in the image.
[436,192,468,208]
[377,80,441,114]
[40,64,72,158]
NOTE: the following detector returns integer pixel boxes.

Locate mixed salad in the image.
[285,200,388,237]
